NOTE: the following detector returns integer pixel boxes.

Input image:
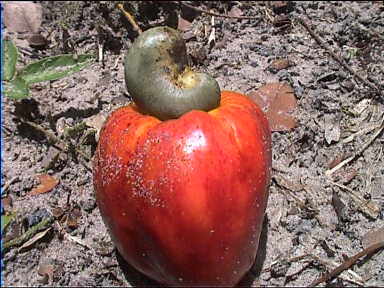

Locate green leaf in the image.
[18,54,95,84]
[1,213,15,233]
[3,40,18,81]
[3,77,30,99]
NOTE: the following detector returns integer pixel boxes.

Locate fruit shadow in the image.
[116,216,269,287]
[116,252,164,287]
[237,216,269,287]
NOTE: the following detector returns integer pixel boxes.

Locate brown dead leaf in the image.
[51,207,65,219]
[362,226,384,249]
[4,2,43,33]
[65,207,81,229]
[2,195,13,211]
[248,82,297,131]
[29,175,59,196]
[269,59,293,72]
[66,207,82,229]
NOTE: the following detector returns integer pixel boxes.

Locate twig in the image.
[117,3,142,34]
[23,121,91,171]
[311,255,364,286]
[272,175,319,214]
[262,253,311,273]
[325,117,384,176]
[1,176,19,196]
[54,220,94,251]
[112,55,121,70]
[179,2,262,20]
[2,216,54,254]
[342,123,379,144]
[309,241,384,287]
[329,180,380,219]
[296,17,380,92]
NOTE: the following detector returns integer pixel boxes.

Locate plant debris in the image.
[29,174,59,196]
[4,2,43,33]
[2,2,384,286]
[248,82,297,131]
[18,227,52,252]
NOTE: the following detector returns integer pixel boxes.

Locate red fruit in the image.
[93,91,272,286]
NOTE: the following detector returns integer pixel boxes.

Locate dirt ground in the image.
[2,1,384,287]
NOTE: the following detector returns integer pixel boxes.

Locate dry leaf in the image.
[51,207,65,219]
[38,263,55,285]
[18,227,52,251]
[270,1,292,14]
[29,175,59,196]
[273,175,303,192]
[324,114,341,144]
[328,154,346,169]
[332,192,346,222]
[334,168,357,184]
[332,181,380,219]
[27,33,48,48]
[248,82,297,131]
[269,59,293,72]
[273,15,291,28]
[228,6,243,17]
[84,113,108,142]
[2,195,13,211]
[362,226,384,249]
[4,2,43,33]
[66,207,82,229]
[177,15,192,32]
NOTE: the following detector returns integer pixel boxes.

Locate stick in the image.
[2,216,54,254]
[1,176,19,195]
[116,3,142,34]
[23,121,91,171]
[179,2,261,20]
[309,241,384,287]
[326,117,384,176]
[296,17,380,92]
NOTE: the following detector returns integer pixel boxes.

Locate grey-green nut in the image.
[124,26,221,121]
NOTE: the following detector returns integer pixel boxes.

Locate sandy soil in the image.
[2,1,384,287]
